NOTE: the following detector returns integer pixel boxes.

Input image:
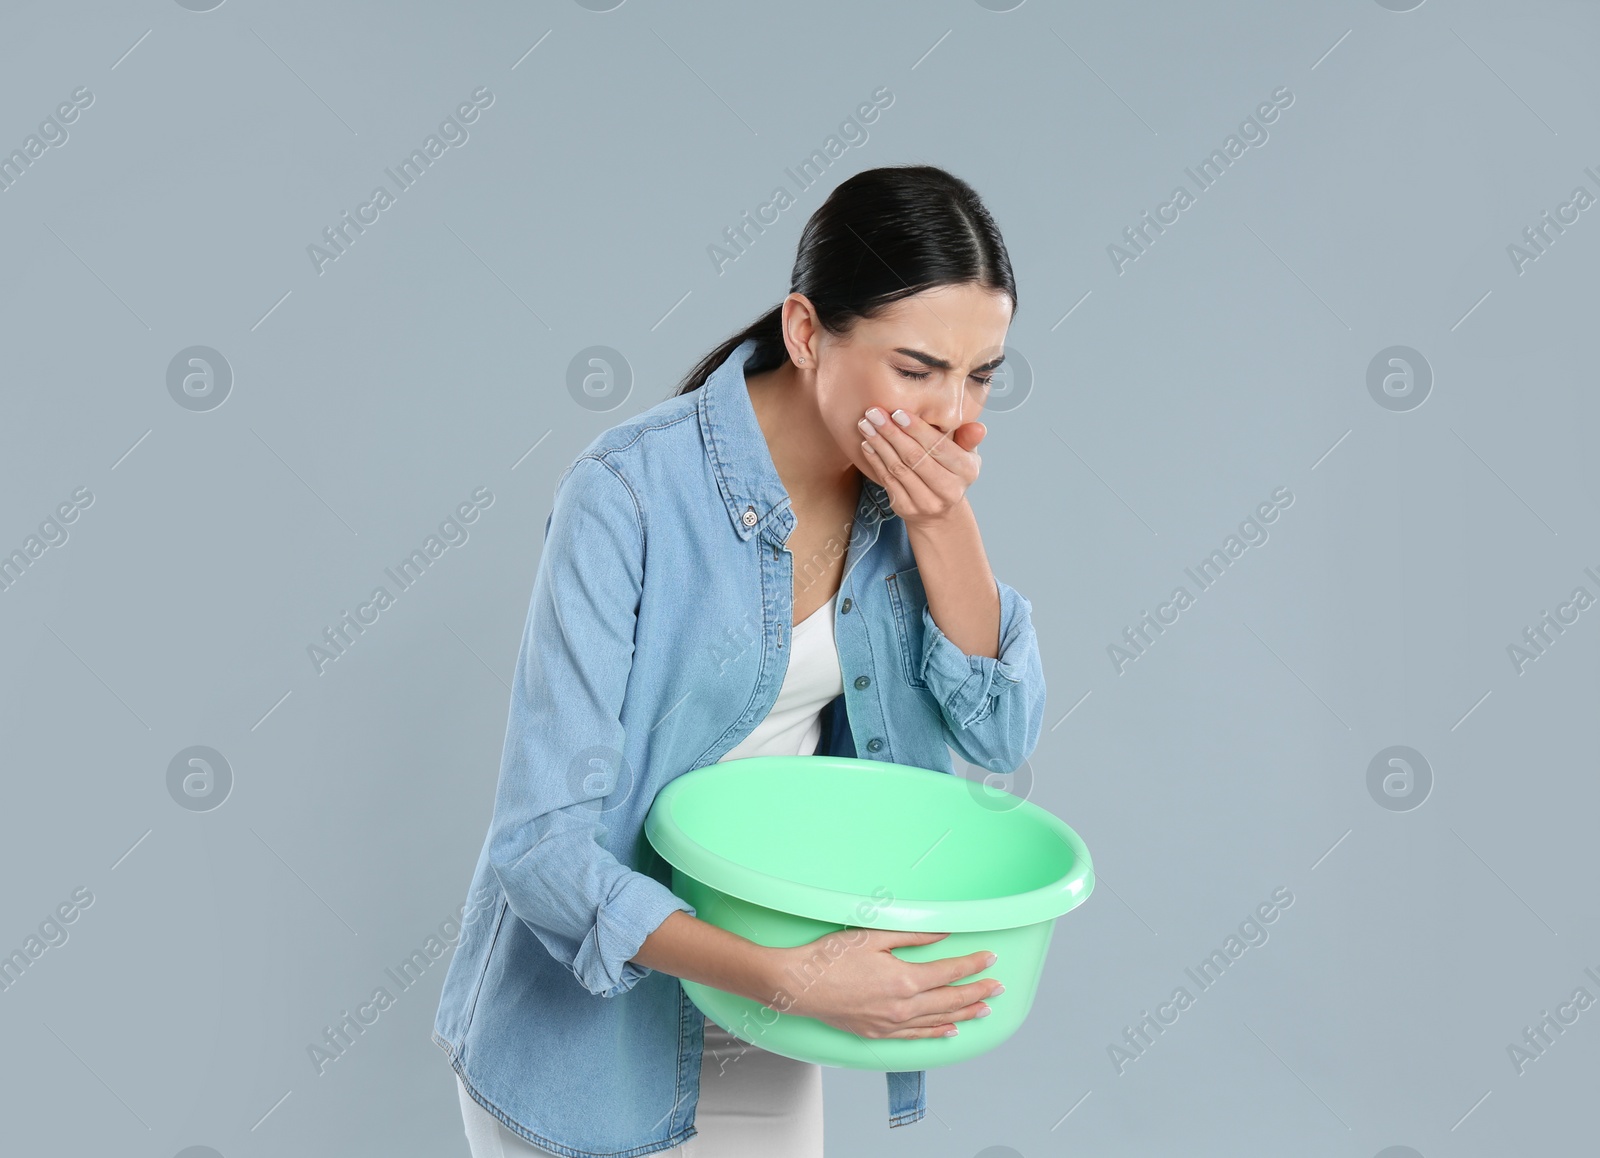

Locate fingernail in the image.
[857,418,876,438]
[865,407,888,426]
[975,1004,992,1018]
[991,983,1005,996]
[891,408,910,426]
[985,953,998,968]
[943,1026,959,1036]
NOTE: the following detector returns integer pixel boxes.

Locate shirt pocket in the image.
[884,567,930,689]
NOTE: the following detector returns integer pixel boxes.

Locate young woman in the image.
[433,164,1047,1158]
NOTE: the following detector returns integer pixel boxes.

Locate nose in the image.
[927,398,968,435]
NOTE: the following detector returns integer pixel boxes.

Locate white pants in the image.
[456,1020,825,1157]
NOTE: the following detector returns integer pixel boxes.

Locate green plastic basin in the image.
[643,754,1094,1071]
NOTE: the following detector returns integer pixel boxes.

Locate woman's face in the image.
[794,283,1014,479]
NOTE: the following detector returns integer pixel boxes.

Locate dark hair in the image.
[672,164,1017,396]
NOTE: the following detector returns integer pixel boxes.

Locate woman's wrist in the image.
[743,942,794,1007]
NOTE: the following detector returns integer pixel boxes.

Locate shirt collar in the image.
[698,337,896,543]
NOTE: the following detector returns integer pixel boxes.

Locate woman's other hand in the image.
[762,928,1001,1040]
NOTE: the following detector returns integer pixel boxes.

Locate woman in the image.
[433,164,1046,1157]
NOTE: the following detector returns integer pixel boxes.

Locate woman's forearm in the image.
[631,909,784,1005]
[906,498,1001,660]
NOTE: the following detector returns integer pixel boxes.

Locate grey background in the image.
[1,1,1595,1155]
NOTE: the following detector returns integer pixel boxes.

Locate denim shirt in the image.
[432,338,1047,1158]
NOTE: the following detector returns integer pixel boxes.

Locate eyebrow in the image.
[893,347,1006,373]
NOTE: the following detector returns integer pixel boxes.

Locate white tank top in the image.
[717,598,844,762]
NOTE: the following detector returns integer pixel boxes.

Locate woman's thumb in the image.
[877,929,950,948]
[955,422,986,452]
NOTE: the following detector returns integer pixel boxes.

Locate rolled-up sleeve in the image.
[486,453,694,999]
[917,577,1045,774]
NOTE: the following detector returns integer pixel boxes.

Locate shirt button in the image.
[866,738,883,753]
[840,598,852,614]
[854,675,870,690]
[742,507,757,527]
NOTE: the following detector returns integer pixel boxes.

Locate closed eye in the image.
[897,368,994,388]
